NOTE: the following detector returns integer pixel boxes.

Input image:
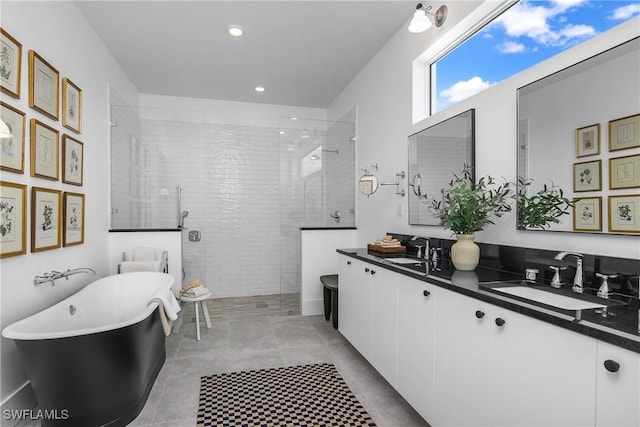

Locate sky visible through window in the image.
[433,0,640,112]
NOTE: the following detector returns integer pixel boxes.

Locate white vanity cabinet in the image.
[595,341,640,427]
[397,275,437,422]
[433,287,494,427]
[338,256,372,359]
[491,307,597,427]
[369,266,399,386]
[434,288,597,427]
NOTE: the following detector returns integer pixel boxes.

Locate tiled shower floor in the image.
[16,294,429,427]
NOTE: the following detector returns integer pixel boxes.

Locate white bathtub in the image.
[2,271,174,340]
[2,271,175,427]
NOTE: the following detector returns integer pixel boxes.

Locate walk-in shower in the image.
[110,95,355,315]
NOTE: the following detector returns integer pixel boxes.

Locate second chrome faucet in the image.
[553,251,584,293]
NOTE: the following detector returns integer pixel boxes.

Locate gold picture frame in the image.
[0,181,27,258]
[573,159,601,192]
[0,28,22,99]
[610,154,640,190]
[609,113,640,152]
[63,192,85,246]
[29,50,59,121]
[0,102,26,173]
[62,134,84,186]
[31,186,62,252]
[62,77,82,133]
[30,119,59,180]
[575,124,600,157]
[608,194,640,234]
[573,197,601,232]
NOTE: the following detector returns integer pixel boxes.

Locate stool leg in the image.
[201,300,212,328]
[323,286,331,321]
[194,302,201,341]
[332,290,339,330]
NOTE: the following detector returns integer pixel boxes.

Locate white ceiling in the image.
[76,1,418,108]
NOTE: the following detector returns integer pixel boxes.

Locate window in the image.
[431,0,640,113]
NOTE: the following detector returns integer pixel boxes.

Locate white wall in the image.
[328,2,640,260]
[0,1,139,412]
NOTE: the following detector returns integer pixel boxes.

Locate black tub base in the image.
[14,309,166,427]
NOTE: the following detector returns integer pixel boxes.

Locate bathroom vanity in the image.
[337,245,640,427]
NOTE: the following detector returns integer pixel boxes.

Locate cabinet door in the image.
[397,276,436,423]
[370,265,399,386]
[434,288,493,427]
[596,341,640,427]
[491,308,597,427]
[338,256,371,359]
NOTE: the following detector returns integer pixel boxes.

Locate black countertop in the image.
[337,248,640,354]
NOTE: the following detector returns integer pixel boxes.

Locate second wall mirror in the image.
[408,109,476,225]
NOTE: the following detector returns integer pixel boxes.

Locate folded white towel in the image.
[133,247,158,262]
[119,260,162,273]
[184,286,210,297]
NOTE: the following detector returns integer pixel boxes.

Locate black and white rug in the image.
[197,363,377,427]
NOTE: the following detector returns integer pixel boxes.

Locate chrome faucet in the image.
[34,268,97,286]
[553,252,584,293]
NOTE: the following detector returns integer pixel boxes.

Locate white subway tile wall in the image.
[110,112,354,299]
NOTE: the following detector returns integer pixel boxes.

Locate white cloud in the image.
[495,0,594,46]
[610,4,640,20]
[440,77,494,104]
[498,41,526,53]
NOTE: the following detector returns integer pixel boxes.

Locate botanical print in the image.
[36,67,53,106]
[67,88,77,121]
[617,161,634,183]
[579,168,593,186]
[1,122,15,156]
[616,202,635,225]
[38,135,54,169]
[0,40,15,86]
[68,148,79,177]
[616,123,635,145]
[579,203,595,225]
[581,130,594,150]
[574,160,601,192]
[0,196,16,242]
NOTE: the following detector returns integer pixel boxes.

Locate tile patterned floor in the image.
[16,294,429,427]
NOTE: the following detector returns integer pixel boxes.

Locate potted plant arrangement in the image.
[516,176,573,230]
[424,164,513,271]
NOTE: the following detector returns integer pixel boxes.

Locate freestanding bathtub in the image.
[2,271,175,427]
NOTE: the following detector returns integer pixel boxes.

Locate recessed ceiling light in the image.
[291,117,297,120]
[255,86,265,92]
[280,131,285,135]
[227,26,243,37]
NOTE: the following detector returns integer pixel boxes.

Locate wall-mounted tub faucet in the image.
[34,268,97,286]
[553,252,584,293]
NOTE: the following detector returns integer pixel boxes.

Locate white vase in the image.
[451,234,479,271]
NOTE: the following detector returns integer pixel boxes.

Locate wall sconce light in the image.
[408,3,448,33]
[0,119,12,138]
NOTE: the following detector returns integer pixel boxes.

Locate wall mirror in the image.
[408,109,475,225]
[517,37,640,234]
[358,173,379,197]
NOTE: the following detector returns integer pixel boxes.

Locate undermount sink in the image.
[487,285,611,310]
[384,257,425,264]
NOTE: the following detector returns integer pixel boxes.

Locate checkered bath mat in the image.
[197,363,377,427]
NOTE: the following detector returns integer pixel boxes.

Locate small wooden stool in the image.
[320,274,339,329]
[179,291,212,341]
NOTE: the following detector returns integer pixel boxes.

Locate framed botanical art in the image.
[610,154,640,190]
[62,77,82,133]
[575,124,600,157]
[0,102,26,173]
[609,114,640,152]
[573,197,601,232]
[0,29,22,99]
[573,160,601,192]
[29,50,59,121]
[31,187,61,252]
[62,134,83,185]
[30,118,59,180]
[608,194,640,234]
[0,181,27,258]
[63,192,84,246]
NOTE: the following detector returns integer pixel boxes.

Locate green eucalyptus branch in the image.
[516,177,574,230]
